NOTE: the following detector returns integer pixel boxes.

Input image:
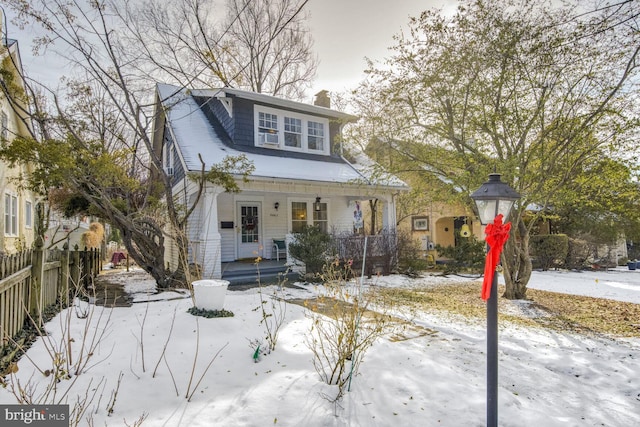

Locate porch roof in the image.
[157,84,408,191]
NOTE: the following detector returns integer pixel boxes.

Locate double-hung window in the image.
[255,106,329,154]
[284,117,302,148]
[4,193,18,236]
[291,202,308,233]
[313,202,328,233]
[258,112,279,145]
[25,200,32,228]
[307,121,325,152]
[290,200,329,233]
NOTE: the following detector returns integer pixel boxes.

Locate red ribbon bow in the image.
[482,214,512,301]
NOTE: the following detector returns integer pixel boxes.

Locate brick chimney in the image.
[314,90,330,108]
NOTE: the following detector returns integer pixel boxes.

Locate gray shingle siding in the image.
[231,97,255,148]
[192,93,347,163]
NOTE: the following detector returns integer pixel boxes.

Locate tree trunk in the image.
[502,215,532,300]
[115,215,172,289]
[368,199,378,235]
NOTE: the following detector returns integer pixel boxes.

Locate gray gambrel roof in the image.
[156,83,407,190]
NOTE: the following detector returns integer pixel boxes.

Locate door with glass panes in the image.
[237,203,261,259]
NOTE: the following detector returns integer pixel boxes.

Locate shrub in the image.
[565,238,590,270]
[435,237,486,274]
[396,230,430,274]
[529,234,569,270]
[288,225,332,276]
[329,229,401,277]
[305,260,397,402]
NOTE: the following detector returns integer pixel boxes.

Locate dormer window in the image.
[258,111,279,145]
[308,121,325,151]
[284,117,302,148]
[255,105,329,155]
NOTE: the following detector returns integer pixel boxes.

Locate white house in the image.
[152,84,408,279]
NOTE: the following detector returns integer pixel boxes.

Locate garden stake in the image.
[348,236,368,392]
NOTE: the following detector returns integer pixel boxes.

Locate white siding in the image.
[218,193,235,262]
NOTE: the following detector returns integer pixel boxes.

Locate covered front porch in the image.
[220,230,398,286]
[185,178,402,280]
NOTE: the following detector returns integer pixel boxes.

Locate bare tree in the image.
[120,0,317,99]
[1,0,258,287]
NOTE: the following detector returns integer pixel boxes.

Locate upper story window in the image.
[258,112,279,145]
[284,117,302,148]
[308,121,325,151]
[255,106,329,155]
[163,142,175,176]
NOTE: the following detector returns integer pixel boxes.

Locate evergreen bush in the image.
[288,225,332,277]
[435,237,485,274]
[529,234,569,270]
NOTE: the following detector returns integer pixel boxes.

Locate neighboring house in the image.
[152,84,408,279]
[44,212,93,250]
[403,203,480,256]
[0,33,36,254]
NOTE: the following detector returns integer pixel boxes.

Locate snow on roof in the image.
[157,83,408,190]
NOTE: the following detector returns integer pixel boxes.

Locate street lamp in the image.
[470,173,520,427]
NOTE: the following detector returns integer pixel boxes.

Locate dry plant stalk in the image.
[2,275,133,426]
[305,259,397,402]
[254,259,289,353]
[185,317,228,401]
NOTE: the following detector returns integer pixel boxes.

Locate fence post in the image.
[83,247,90,288]
[94,248,101,276]
[60,242,70,307]
[71,245,81,291]
[30,237,45,322]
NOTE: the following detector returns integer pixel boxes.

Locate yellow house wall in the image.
[1,41,37,254]
[398,201,484,256]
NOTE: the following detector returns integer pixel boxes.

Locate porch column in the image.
[199,188,222,279]
[381,195,397,231]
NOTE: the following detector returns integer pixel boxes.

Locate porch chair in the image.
[272,239,287,261]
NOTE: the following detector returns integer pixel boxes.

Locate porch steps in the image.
[222,261,298,287]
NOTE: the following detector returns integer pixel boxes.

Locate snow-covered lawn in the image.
[1,268,639,426]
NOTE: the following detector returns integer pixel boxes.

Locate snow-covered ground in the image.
[525,267,640,304]
[1,268,639,426]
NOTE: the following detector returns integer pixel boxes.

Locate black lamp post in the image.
[470,173,520,427]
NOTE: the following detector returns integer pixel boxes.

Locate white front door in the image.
[237,202,262,259]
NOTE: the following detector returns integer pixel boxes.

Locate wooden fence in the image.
[0,245,100,349]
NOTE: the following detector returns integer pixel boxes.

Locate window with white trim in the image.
[291,202,307,233]
[284,117,302,148]
[255,106,330,154]
[4,193,18,236]
[25,200,32,228]
[307,121,325,151]
[163,142,174,176]
[258,111,279,145]
[290,200,329,233]
[313,202,328,233]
